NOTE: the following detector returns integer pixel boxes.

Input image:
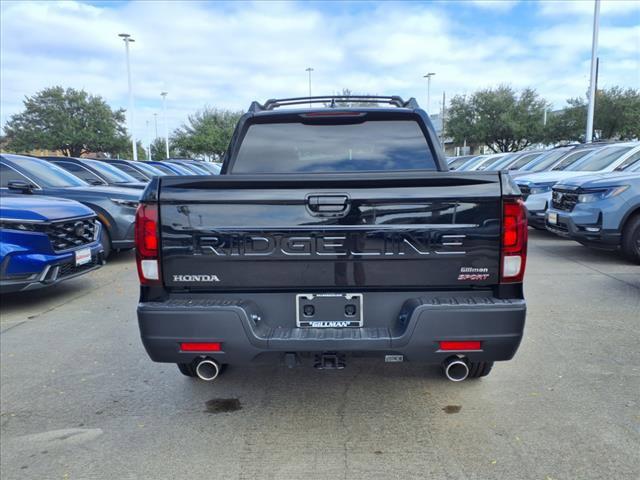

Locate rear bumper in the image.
[138,294,526,366]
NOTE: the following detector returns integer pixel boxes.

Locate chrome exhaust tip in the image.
[443,357,469,382]
[195,359,220,381]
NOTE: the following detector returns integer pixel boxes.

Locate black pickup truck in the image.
[136,96,527,383]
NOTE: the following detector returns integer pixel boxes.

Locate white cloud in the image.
[470,0,519,12]
[538,0,640,17]
[1,0,638,142]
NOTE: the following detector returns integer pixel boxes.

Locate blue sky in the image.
[1,0,639,142]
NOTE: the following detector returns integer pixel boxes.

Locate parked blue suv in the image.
[1,195,104,293]
[546,172,640,262]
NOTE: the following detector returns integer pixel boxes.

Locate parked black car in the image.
[40,156,147,189]
[0,154,140,257]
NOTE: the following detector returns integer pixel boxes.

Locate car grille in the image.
[518,184,530,200]
[44,217,97,252]
[551,189,579,212]
[57,257,99,279]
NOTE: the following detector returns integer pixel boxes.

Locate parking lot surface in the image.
[1,231,639,480]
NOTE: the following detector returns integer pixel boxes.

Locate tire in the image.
[467,361,493,379]
[177,363,196,377]
[621,214,640,263]
[99,222,112,259]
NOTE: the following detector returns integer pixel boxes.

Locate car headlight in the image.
[577,186,629,203]
[529,183,554,195]
[0,220,39,232]
[110,198,139,209]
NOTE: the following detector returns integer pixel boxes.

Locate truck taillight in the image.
[135,203,161,285]
[500,198,527,283]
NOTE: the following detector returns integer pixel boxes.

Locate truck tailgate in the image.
[158,173,503,290]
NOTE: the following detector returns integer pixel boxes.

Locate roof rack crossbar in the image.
[249,95,420,112]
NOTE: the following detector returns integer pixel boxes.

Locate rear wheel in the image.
[621,214,640,263]
[467,361,493,379]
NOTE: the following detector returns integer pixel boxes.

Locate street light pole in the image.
[153,113,158,139]
[423,72,436,113]
[160,91,169,159]
[146,119,152,160]
[585,0,600,143]
[305,67,314,107]
[118,33,137,161]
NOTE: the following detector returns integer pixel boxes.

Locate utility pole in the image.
[423,72,435,112]
[305,67,314,107]
[118,33,137,160]
[161,91,170,159]
[585,0,600,143]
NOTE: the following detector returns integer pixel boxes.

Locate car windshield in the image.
[82,159,138,183]
[169,162,203,174]
[195,162,221,174]
[507,152,544,170]
[233,120,437,173]
[135,162,167,176]
[447,156,475,169]
[614,152,640,171]
[551,149,599,171]
[6,156,87,188]
[566,145,634,171]
[150,163,178,175]
[110,162,149,181]
[458,156,487,171]
[476,154,509,170]
[478,153,519,170]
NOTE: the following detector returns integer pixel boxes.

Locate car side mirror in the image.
[7,180,35,193]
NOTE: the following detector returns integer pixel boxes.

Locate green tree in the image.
[136,140,148,161]
[547,87,640,142]
[3,86,129,156]
[150,137,174,160]
[446,85,548,152]
[171,108,242,159]
[326,88,379,107]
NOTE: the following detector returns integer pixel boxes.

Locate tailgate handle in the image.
[307,194,350,216]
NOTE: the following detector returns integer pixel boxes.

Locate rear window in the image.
[232,120,436,173]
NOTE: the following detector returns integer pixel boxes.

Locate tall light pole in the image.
[305,67,314,107]
[585,0,600,143]
[423,72,436,113]
[118,33,137,161]
[145,119,152,160]
[160,91,170,159]
[153,113,158,139]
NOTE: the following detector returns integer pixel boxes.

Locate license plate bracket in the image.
[296,293,363,328]
[75,248,92,266]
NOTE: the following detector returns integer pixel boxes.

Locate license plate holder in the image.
[75,248,92,266]
[296,293,363,328]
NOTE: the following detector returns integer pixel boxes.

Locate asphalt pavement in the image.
[1,230,639,480]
